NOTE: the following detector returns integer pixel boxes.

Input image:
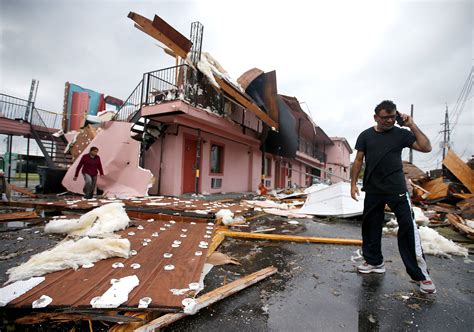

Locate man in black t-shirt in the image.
[351,100,436,294]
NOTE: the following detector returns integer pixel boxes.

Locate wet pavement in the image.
[164,217,473,332]
[0,214,472,331]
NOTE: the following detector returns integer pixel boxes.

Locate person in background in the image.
[351,100,435,294]
[73,147,104,199]
[0,170,10,202]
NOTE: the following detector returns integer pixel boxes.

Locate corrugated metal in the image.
[8,218,214,311]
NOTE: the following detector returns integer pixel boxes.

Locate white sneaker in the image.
[357,261,386,274]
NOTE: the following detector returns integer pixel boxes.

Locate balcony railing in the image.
[0,93,62,129]
[114,64,225,121]
[298,137,327,163]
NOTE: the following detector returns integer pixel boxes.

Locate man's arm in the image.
[97,157,104,176]
[401,114,432,153]
[74,156,85,179]
[351,150,364,201]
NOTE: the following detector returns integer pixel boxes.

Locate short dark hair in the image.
[375,100,397,114]
[90,146,99,152]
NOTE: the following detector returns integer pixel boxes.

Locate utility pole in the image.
[440,105,450,160]
[409,104,414,163]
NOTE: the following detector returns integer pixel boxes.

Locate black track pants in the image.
[362,192,431,281]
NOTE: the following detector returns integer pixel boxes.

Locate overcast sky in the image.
[0,0,472,170]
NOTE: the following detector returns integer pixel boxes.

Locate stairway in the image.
[30,127,73,170]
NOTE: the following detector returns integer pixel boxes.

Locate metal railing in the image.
[0,93,62,130]
[114,64,225,122]
[298,137,327,163]
[0,93,31,121]
[33,108,62,129]
[113,80,143,122]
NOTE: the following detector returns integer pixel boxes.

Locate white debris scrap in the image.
[418,226,468,258]
[413,207,430,226]
[0,277,45,307]
[216,209,234,225]
[32,295,53,308]
[6,237,130,283]
[45,203,130,236]
[91,275,139,308]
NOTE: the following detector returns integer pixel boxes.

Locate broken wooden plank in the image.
[443,149,474,193]
[422,177,449,200]
[217,230,362,246]
[446,213,474,240]
[15,312,142,325]
[207,232,225,257]
[9,184,38,198]
[0,211,38,222]
[135,266,277,332]
[213,75,279,130]
[128,12,191,59]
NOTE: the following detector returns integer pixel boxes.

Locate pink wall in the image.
[147,125,263,196]
[326,139,351,183]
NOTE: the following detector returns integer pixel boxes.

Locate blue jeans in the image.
[82,173,97,198]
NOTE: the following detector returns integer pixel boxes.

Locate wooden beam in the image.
[207,232,225,257]
[213,75,279,130]
[135,266,277,332]
[0,211,38,222]
[9,184,38,198]
[128,12,190,59]
[217,230,362,246]
[443,149,474,193]
[152,14,192,54]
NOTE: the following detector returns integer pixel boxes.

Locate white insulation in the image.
[6,237,130,283]
[44,203,130,236]
[418,226,468,258]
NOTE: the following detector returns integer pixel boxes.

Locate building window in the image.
[210,144,224,174]
[265,180,271,187]
[211,178,222,189]
[264,156,272,177]
[288,163,292,178]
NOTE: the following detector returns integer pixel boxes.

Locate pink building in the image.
[325,137,353,183]
[113,64,345,195]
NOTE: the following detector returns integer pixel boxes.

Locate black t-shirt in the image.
[355,126,416,194]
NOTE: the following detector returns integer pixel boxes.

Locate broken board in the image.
[443,149,474,193]
[422,177,449,200]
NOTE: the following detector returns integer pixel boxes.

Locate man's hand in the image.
[73,176,78,181]
[351,184,360,201]
[399,112,414,128]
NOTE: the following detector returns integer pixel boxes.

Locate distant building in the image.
[326,137,352,183]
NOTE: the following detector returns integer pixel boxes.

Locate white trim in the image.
[405,192,430,280]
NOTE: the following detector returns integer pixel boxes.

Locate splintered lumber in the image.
[135,266,277,332]
[443,149,474,193]
[217,230,362,246]
[0,211,38,222]
[9,184,38,198]
[128,12,191,59]
[207,232,225,257]
[457,196,474,219]
[447,214,474,240]
[422,177,449,200]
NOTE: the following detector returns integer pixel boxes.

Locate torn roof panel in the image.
[62,121,153,198]
[7,219,212,310]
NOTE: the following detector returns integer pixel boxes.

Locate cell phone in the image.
[396,111,405,126]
